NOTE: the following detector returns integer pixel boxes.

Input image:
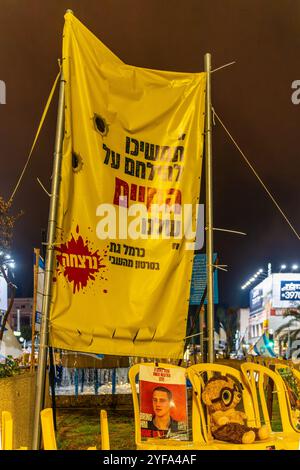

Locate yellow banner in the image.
[49,12,206,359]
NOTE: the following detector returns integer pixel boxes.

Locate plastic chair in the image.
[273,363,300,432]
[1,411,13,450]
[1,411,27,450]
[188,363,293,450]
[40,409,58,450]
[128,362,218,450]
[100,409,110,450]
[40,407,109,450]
[241,362,300,449]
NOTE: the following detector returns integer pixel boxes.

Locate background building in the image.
[236,308,250,356]
[0,273,23,357]
[246,272,300,356]
[8,298,33,331]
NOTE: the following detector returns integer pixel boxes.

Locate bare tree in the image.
[0,197,22,341]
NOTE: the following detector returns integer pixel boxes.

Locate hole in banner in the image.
[93,113,109,136]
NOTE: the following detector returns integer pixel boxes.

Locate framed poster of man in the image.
[139,365,188,440]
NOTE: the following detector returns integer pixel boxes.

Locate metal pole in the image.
[31,248,40,372]
[75,368,79,398]
[199,305,204,362]
[112,368,116,395]
[81,369,85,393]
[49,346,57,431]
[94,368,99,395]
[32,71,65,450]
[204,53,215,363]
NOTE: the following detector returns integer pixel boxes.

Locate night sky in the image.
[0,0,299,307]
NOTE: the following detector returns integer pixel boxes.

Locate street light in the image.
[256,269,267,279]
[292,264,299,270]
[241,267,268,290]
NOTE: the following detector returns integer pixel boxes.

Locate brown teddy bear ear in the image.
[206,373,226,385]
[202,389,212,406]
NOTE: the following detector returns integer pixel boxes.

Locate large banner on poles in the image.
[49,12,206,358]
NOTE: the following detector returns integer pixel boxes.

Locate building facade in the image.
[246,273,300,356]
[8,298,33,331]
[236,308,250,355]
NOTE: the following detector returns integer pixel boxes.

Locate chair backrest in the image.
[1,411,13,450]
[273,363,300,431]
[246,355,254,362]
[187,363,257,443]
[241,362,296,434]
[128,362,201,446]
[100,409,110,450]
[40,408,57,450]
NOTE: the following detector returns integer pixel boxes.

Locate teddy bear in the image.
[201,375,270,444]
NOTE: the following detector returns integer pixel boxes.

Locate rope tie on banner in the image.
[37,177,51,197]
[211,61,236,74]
[8,64,62,204]
[185,331,205,341]
[212,264,228,272]
[212,107,300,241]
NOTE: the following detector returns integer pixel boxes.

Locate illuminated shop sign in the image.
[280,280,300,301]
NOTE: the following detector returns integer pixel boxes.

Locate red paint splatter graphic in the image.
[56,225,106,293]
